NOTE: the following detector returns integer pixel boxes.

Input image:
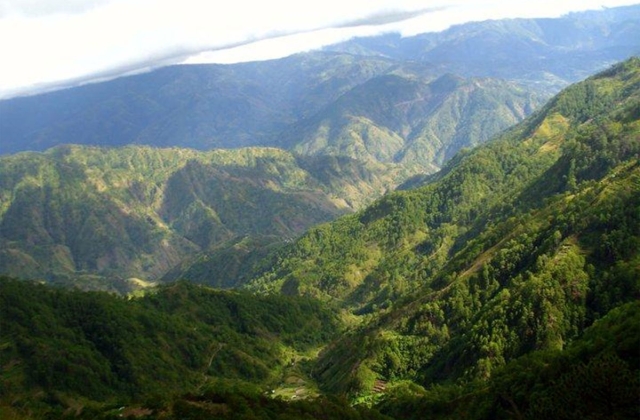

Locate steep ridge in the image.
[285,73,542,171]
[0,146,404,290]
[246,58,640,397]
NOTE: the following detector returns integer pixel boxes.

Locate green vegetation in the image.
[160,235,284,288]
[288,73,544,172]
[0,47,639,420]
[247,58,640,399]
[0,146,404,290]
[0,278,341,417]
[151,381,392,420]
[377,301,640,420]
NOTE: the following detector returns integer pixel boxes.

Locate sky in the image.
[0,0,638,99]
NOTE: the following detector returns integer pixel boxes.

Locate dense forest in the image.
[0,278,350,418]
[1,276,636,419]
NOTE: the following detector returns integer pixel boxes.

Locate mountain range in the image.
[0,145,412,290]
[0,55,545,176]
[2,5,640,171]
[328,4,640,91]
[0,5,639,419]
[1,56,638,420]
[1,6,638,288]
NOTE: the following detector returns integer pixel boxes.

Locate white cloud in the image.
[0,0,638,99]
[0,0,113,17]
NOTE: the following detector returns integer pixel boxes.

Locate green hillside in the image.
[377,300,640,420]
[0,278,345,418]
[247,58,640,399]
[160,235,283,289]
[285,73,543,172]
[0,146,405,290]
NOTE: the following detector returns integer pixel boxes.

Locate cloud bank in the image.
[0,0,638,99]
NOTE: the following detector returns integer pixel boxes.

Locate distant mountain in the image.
[0,53,398,155]
[246,58,640,399]
[2,6,637,178]
[0,53,544,178]
[0,145,404,290]
[284,73,541,170]
[328,4,640,92]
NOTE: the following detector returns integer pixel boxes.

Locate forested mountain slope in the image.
[0,146,404,290]
[0,278,352,418]
[378,300,639,419]
[246,58,640,399]
[284,73,540,171]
